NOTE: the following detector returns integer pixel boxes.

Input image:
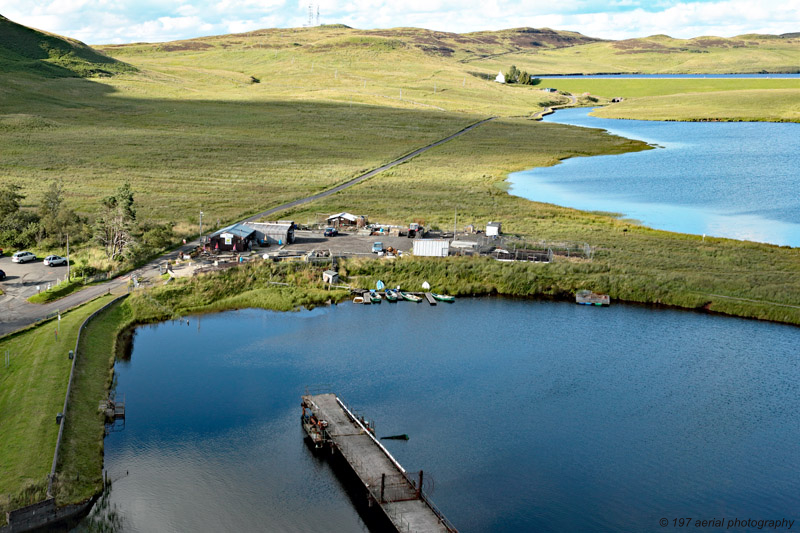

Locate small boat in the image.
[400,291,422,302]
[384,289,398,302]
[353,296,364,304]
[431,292,455,303]
[369,290,382,303]
[575,290,610,306]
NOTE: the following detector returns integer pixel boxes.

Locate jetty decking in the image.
[301,393,456,532]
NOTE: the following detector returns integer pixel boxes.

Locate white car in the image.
[11,251,36,263]
[44,255,67,267]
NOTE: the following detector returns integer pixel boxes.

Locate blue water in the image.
[508,108,800,246]
[82,300,800,532]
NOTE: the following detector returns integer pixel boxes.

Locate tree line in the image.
[504,65,541,85]
[0,181,175,269]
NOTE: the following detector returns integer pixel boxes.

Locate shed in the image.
[208,223,256,252]
[413,239,450,257]
[245,222,295,246]
[322,270,339,284]
[486,221,502,237]
[495,71,506,84]
[326,212,366,227]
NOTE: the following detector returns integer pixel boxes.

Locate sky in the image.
[1,0,798,45]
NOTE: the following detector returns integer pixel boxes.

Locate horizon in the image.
[1,0,799,46]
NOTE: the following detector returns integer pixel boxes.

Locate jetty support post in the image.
[418,470,423,499]
[381,473,386,504]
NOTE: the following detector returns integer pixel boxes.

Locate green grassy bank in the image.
[0,295,115,520]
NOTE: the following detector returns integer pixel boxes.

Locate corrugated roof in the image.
[327,212,357,222]
[210,223,255,239]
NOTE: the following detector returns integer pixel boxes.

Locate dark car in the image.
[0,269,5,281]
[324,227,338,237]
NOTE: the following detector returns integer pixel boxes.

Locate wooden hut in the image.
[208,223,256,253]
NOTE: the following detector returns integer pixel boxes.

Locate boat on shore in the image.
[431,292,455,303]
[400,291,422,302]
[575,290,610,306]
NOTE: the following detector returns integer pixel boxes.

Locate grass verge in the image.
[0,294,115,521]
[27,279,86,304]
[53,297,132,505]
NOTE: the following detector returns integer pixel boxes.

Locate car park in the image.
[324,227,338,237]
[11,251,36,263]
[43,255,67,267]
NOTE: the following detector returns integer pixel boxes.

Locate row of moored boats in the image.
[353,288,455,304]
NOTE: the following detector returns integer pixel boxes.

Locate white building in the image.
[486,221,502,237]
[495,71,505,84]
[413,239,450,257]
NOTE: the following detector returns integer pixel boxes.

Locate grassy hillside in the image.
[0,14,134,77]
[469,33,800,75]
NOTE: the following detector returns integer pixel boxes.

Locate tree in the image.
[519,71,531,85]
[0,183,41,249]
[94,182,136,260]
[38,180,63,221]
[505,65,520,84]
[0,183,25,220]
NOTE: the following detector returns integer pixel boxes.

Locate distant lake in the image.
[81,299,800,532]
[508,108,800,247]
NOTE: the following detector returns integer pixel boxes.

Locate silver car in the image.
[43,255,67,267]
[11,251,36,263]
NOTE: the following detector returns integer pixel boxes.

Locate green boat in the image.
[369,290,382,303]
[431,292,455,303]
[400,291,422,303]
[384,289,398,302]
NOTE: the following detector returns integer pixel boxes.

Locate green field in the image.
[592,88,800,121]
[0,295,115,517]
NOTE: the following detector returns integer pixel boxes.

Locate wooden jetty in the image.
[424,292,437,306]
[301,393,456,532]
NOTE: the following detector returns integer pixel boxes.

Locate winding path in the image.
[0,117,495,337]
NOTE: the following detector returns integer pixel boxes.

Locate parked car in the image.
[11,251,36,263]
[372,242,384,253]
[44,255,67,267]
[0,269,6,281]
[324,227,338,237]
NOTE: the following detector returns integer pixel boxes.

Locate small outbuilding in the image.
[326,212,366,228]
[486,221,502,237]
[413,239,450,257]
[495,71,506,84]
[245,221,295,246]
[322,270,339,284]
[208,223,256,252]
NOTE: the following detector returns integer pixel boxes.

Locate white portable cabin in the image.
[486,221,502,237]
[495,71,506,84]
[413,239,450,257]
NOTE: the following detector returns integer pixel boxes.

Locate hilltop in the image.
[0,14,134,77]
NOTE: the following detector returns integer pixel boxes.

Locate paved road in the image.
[0,117,495,337]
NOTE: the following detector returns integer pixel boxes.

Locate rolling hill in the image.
[0,14,134,77]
